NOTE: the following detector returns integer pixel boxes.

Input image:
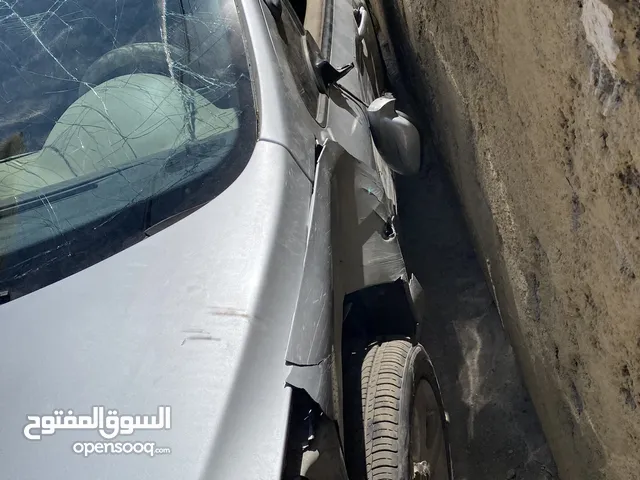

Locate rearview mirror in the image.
[367,95,421,175]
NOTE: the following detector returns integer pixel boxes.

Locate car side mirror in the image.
[367,96,421,175]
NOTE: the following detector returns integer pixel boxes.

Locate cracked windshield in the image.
[0,0,256,302]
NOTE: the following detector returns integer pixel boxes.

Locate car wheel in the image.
[349,339,452,480]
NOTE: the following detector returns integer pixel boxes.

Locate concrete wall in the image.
[369,0,640,478]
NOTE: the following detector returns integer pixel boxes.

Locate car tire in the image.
[347,339,452,480]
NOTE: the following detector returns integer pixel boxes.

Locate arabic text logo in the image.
[23,405,171,441]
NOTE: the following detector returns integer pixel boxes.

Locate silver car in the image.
[0,0,452,478]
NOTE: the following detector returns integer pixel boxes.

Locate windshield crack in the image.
[0,0,250,301]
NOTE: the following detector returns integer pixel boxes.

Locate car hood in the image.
[0,140,311,479]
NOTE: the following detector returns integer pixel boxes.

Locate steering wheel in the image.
[79,42,238,109]
[79,43,185,96]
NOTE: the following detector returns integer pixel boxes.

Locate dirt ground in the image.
[368,0,640,478]
[397,166,558,480]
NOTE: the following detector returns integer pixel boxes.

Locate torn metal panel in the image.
[286,138,407,368]
[282,387,349,480]
[286,140,343,366]
[299,411,349,480]
[286,356,334,420]
[333,151,407,296]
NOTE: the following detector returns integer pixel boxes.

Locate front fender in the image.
[285,139,409,426]
[285,138,407,365]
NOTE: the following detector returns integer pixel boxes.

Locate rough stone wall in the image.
[369,0,640,478]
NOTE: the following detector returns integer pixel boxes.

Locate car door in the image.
[325,0,398,213]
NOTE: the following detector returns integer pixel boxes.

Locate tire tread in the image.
[361,340,412,480]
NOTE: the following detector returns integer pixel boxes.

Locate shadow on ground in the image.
[396,165,558,480]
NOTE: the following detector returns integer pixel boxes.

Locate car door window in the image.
[276,0,321,116]
[288,0,325,45]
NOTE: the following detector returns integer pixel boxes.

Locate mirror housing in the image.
[367,95,421,175]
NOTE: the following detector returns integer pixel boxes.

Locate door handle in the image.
[353,4,385,97]
[354,6,370,42]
